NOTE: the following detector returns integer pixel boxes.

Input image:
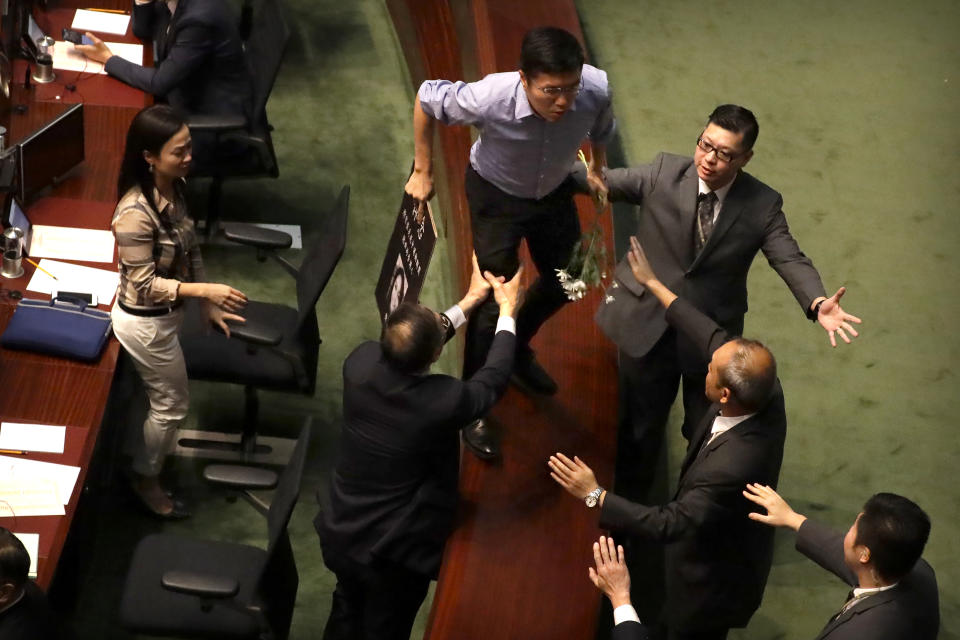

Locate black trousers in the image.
[321,553,430,640]
[615,328,715,504]
[462,164,581,377]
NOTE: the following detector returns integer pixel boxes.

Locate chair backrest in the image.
[245,0,291,121]
[294,185,350,335]
[257,421,310,640]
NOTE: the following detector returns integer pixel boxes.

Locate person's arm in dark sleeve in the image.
[796,518,858,587]
[105,21,213,97]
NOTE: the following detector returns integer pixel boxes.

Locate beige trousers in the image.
[111,304,188,477]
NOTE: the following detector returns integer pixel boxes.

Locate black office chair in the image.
[176,186,349,464]
[118,422,310,640]
[188,0,290,236]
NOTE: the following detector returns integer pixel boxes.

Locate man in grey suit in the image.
[744,484,938,639]
[581,104,861,500]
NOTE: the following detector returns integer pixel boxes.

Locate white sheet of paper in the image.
[28,225,115,263]
[52,40,143,75]
[0,455,81,505]
[71,9,131,36]
[0,422,66,454]
[26,259,119,305]
[12,533,40,577]
[0,479,65,518]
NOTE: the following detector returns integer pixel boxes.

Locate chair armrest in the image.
[186,113,249,132]
[222,222,293,250]
[217,320,283,346]
[203,464,278,490]
[161,570,239,599]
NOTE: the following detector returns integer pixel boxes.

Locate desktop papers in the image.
[0,422,66,454]
[52,40,143,75]
[12,533,40,578]
[28,225,115,263]
[26,259,119,305]
[71,9,131,36]
[0,478,64,517]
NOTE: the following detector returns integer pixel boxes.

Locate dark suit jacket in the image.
[580,153,825,360]
[600,297,786,632]
[105,0,251,118]
[612,620,649,640]
[316,329,515,578]
[0,581,58,640]
[796,519,939,640]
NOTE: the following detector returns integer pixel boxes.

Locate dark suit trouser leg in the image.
[463,165,580,377]
[616,330,682,503]
[322,557,430,640]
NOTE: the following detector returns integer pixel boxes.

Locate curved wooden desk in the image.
[388,2,619,637]
[0,0,148,589]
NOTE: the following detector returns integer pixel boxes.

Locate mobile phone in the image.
[53,289,99,306]
[62,28,94,46]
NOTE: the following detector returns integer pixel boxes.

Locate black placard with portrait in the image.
[375,190,437,326]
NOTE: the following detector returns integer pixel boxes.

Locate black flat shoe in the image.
[462,418,499,460]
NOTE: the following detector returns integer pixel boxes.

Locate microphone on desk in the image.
[23,64,30,89]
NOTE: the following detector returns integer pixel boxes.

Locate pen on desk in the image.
[25,258,58,281]
[0,449,27,455]
[83,7,127,13]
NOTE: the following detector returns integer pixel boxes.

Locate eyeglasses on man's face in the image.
[535,80,582,98]
[696,136,742,163]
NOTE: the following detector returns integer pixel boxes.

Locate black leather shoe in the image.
[462,418,498,460]
[511,351,558,395]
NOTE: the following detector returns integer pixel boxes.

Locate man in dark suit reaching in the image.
[576,104,861,500]
[744,484,939,639]
[550,237,785,640]
[315,255,522,640]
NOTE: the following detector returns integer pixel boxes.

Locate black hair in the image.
[117,104,188,216]
[707,104,760,152]
[717,338,777,412]
[0,527,30,589]
[856,493,930,582]
[381,302,443,374]
[520,27,584,79]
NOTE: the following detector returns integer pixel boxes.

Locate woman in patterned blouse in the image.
[111,105,247,518]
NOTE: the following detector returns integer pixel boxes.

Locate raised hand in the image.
[816,287,862,347]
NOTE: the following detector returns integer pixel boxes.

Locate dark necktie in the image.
[694,191,718,252]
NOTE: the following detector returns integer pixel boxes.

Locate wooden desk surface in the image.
[0,0,147,589]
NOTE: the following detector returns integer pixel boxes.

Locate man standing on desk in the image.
[77,0,251,160]
[406,26,615,459]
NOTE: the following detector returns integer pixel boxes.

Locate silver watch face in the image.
[585,493,598,508]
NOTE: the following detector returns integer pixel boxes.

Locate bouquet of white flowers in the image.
[557,150,610,301]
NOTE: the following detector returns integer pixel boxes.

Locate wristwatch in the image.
[584,486,604,508]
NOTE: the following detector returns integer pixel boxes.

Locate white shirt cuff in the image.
[495,315,516,335]
[613,604,640,625]
[443,305,467,330]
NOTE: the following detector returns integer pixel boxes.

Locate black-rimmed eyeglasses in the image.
[696,137,741,163]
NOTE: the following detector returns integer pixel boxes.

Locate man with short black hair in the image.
[576,103,860,501]
[744,485,939,639]
[406,26,616,459]
[0,528,58,640]
[550,238,786,640]
[315,256,522,640]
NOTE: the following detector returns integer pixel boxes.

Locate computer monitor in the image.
[16,102,85,203]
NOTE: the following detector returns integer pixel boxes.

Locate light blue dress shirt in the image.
[418,64,615,200]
